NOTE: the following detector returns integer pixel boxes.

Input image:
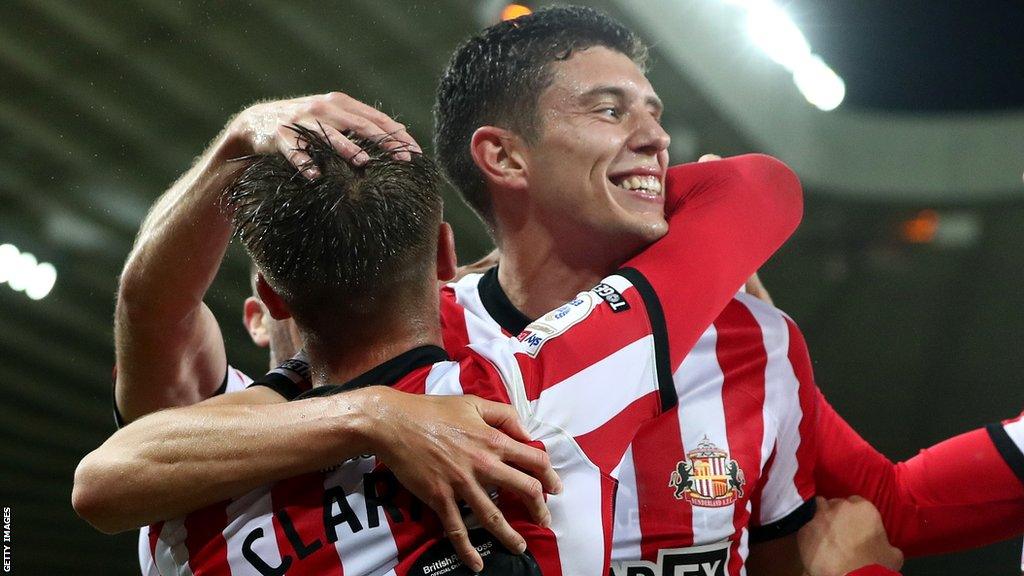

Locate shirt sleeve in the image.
[466,278,666,475]
[620,154,803,375]
[814,395,1024,556]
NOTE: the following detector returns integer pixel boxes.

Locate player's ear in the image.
[255,274,292,320]
[436,222,458,282]
[470,125,528,193]
[242,297,271,348]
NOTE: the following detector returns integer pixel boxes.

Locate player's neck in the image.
[497,227,627,320]
[303,316,443,388]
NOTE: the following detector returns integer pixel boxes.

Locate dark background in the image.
[1,1,1022,574]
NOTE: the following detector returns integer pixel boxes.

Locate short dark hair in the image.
[433,5,648,230]
[226,125,443,330]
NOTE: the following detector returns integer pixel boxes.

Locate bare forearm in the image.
[117,130,246,325]
[74,390,375,533]
[114,129,249,420]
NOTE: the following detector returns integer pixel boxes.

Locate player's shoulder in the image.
[441,272,488,319]
[728,292,805,350]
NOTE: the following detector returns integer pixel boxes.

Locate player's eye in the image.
[596,106,622,119]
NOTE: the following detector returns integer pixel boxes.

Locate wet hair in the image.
[226,125,443,330]
[433,5,648,230]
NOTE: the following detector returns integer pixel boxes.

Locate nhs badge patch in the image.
[517,292,598,357]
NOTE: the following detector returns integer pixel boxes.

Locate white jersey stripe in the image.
[327,459,400,576]
[138,526,159,576]
[674,324,737,540]
[450,273,508,341]
[424,361,463,396]
[529,336,656,438]
[1004,417,1024,454]
[153,518,194,576]
[740,294,805,524]
[537,419,606,576]
[224,486,283,576]
[735,524,750,576]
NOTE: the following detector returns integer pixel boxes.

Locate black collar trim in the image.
[479,266,533,335]
[293,345,449,401]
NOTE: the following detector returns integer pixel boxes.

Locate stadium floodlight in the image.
[0,242,58,300]
[792,55,846,112]
[723,0,845,111]
[744,2,811,70]
[0,243,18,284]
[26,262,57,300]
[7,252,37,292]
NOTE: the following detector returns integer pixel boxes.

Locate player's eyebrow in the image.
[577,85,664,116]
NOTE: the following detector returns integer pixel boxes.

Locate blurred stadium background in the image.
[2,1,1023,574]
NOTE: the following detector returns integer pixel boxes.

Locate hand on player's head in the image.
[229,92,422,178]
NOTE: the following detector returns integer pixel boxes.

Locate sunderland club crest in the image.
[668,436,745,508]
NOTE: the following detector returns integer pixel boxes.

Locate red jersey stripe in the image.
[635,412,692,560]
[147,522,162,570]
[439,286,472,353]
[183,502,231,576]
[785,317,817,501]
[270,473,345,575]
[715,300,768,573]
[575,391,662,474]
[513,286,651,401]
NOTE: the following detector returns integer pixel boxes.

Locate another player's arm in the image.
[624,154,804,366]
[796,497,904,576]
[113,134,238,423]
[73,383,556,540]
[812,395,1024,556]
[116,92,419,424]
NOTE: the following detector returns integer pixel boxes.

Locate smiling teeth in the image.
[617,175,662,194]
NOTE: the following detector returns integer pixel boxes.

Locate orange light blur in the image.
[501,4,532,21]
[901,209,939,244]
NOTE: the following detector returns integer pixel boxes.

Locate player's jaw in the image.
[601,158,669,242]
[607,164,665,214]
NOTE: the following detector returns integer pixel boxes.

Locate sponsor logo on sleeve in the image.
[593,282,630,313]
[516,293,598,357]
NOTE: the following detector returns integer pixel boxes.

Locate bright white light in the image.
[729,0,845,110]
[745,4,811,70]
[0,242,58,300]
[26,262,57,300]
[0,244,18,284]
[8,252,37,292]
[793,55,846,111]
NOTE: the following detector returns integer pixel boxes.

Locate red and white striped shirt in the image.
[143,155,804,576]
[143,271,704,576]
[445,274,817,576]
[444,155,816,574]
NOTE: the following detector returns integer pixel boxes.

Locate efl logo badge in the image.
[668,436,745,508]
